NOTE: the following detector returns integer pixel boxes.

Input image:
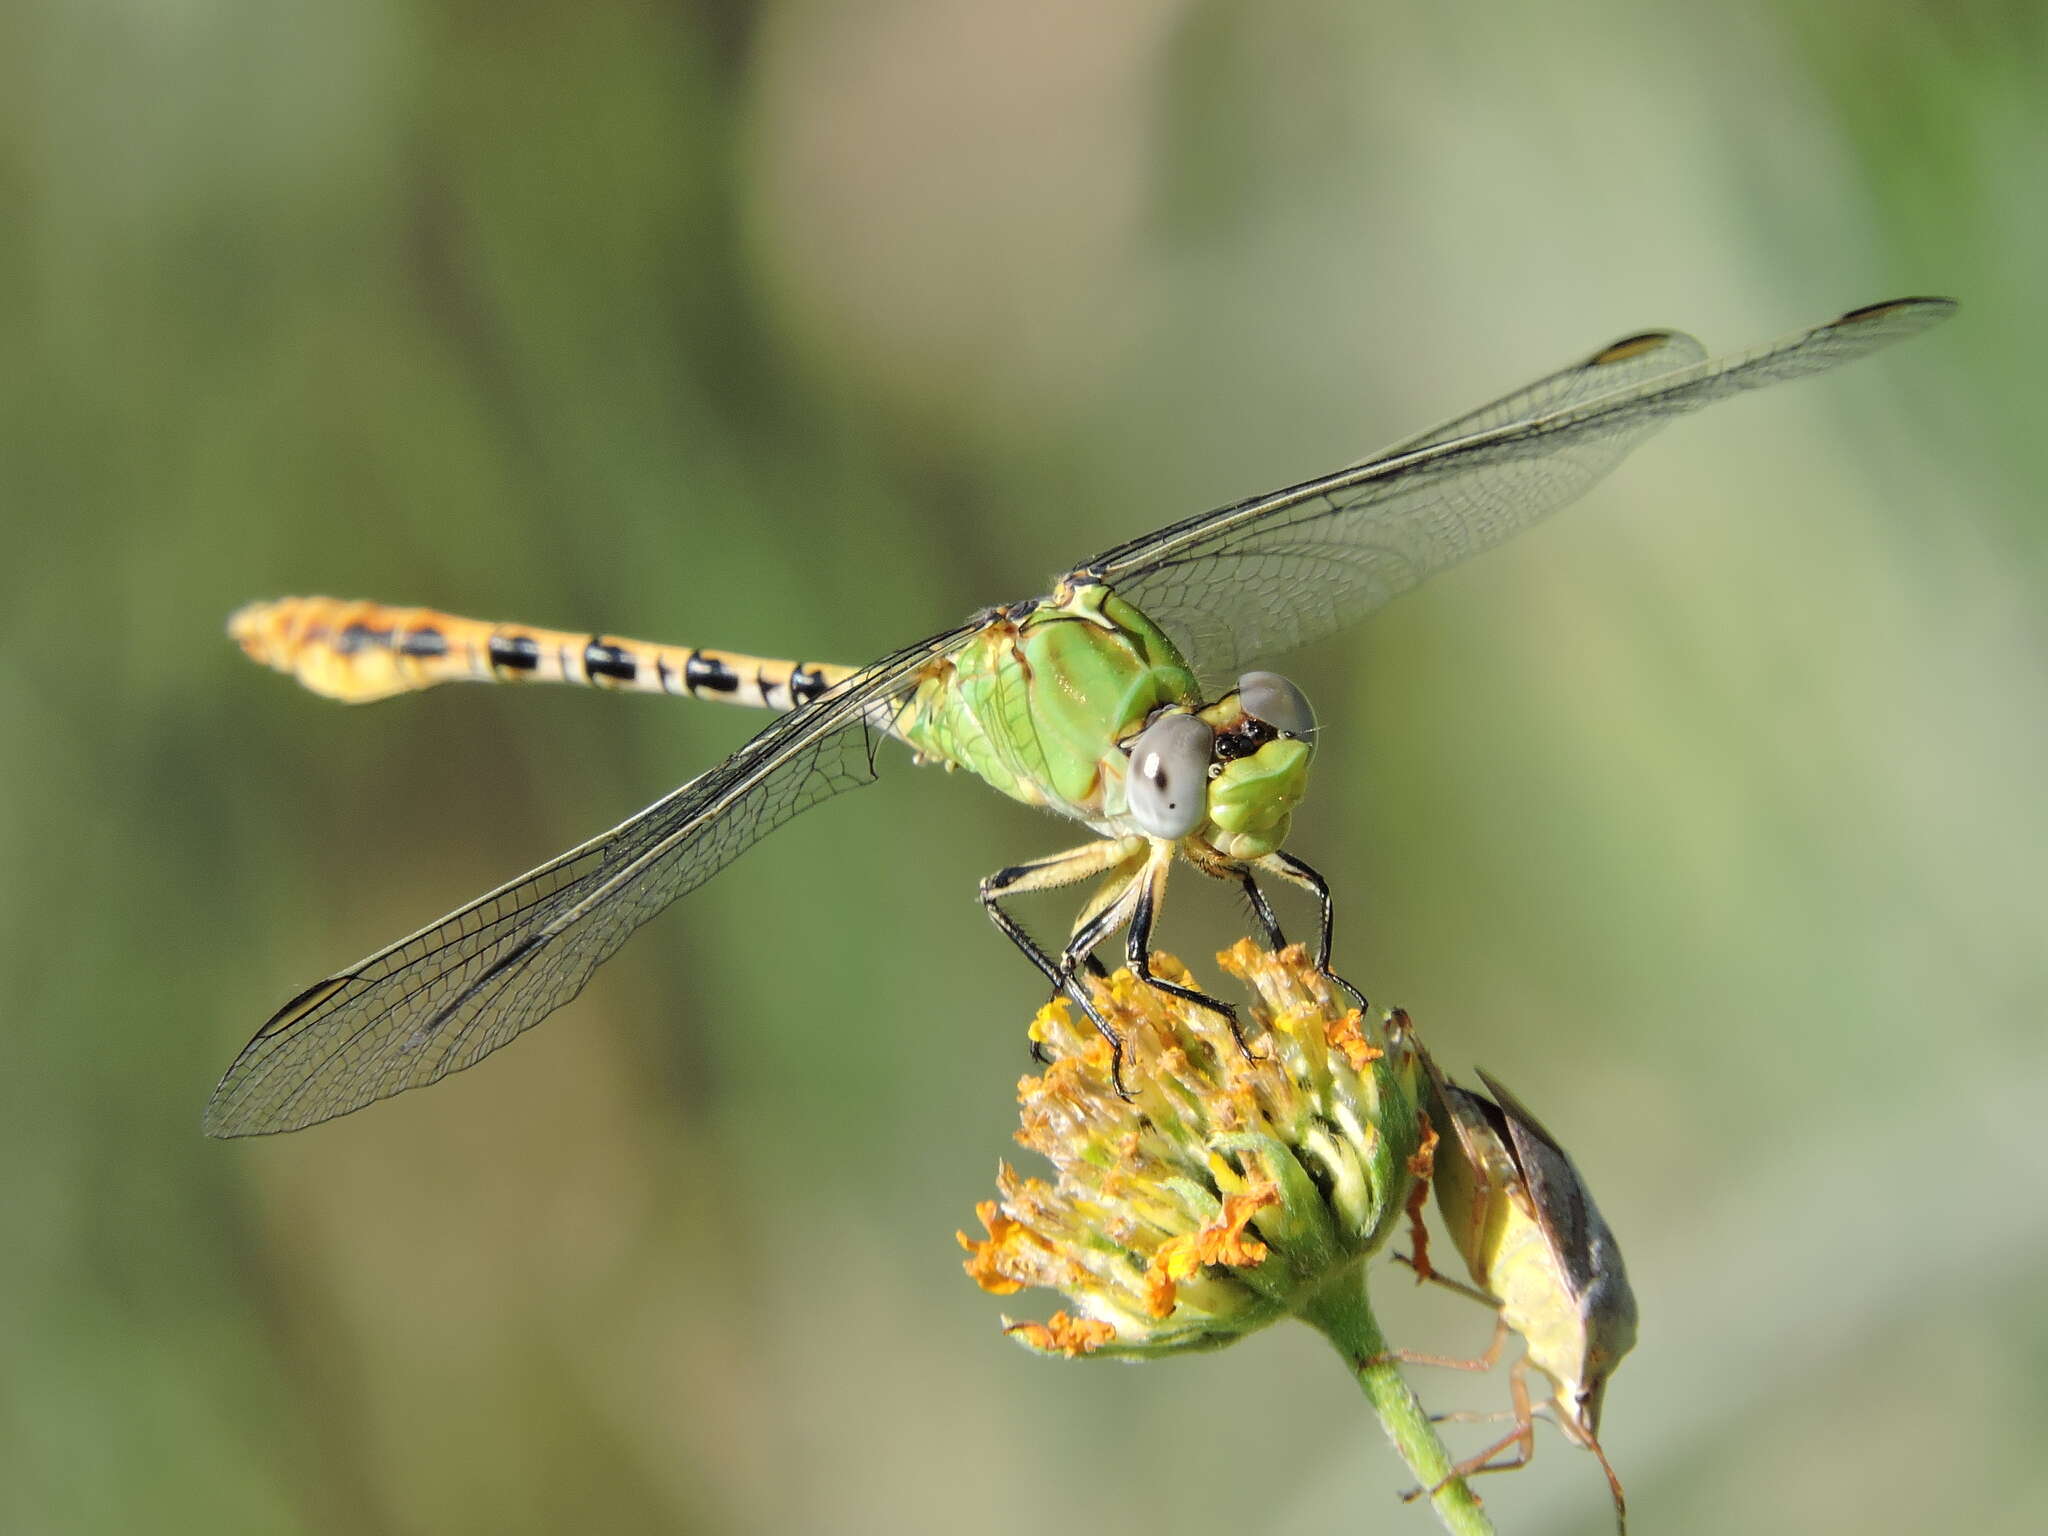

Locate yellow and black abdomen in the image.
[229,596,855,711]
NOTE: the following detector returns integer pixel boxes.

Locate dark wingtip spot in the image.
[255,975,351,1038]
[1840,296,1958,326]
[1589,331,1673,366]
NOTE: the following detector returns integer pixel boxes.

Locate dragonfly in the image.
[204,296,1955,1137]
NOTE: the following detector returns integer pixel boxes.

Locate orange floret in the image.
[1141,1182,1280,1316]
[959,1199,1062,1296]
[1006,1312,1117,1357]
[1326,1008,1383,1071]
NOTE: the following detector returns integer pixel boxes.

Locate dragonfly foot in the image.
[1133,969,1264,1067]
[1325,968,1369,1015]
[1052,972,1136,1099]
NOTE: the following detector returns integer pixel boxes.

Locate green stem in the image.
[1298,1264,1495,1536]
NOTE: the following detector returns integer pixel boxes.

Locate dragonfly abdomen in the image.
[229,597,856,711]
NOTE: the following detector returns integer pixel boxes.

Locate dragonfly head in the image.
[1124,673,1317,857]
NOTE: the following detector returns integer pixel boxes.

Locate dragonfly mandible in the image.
[205,297,1955,1136]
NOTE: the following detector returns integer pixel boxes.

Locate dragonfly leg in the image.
[1236,869,1288,950]
[1029,949,1111,1064]
[1055,864,1150,976]
[1028,955,1111,1065]
[1255,851,1368,1012]
[981,840,1147,1089]
[1126,847,1257,1060]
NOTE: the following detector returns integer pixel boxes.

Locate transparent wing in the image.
[1368,327,1709,462]
[203,627,970,1137]
[1085,298,1955,681]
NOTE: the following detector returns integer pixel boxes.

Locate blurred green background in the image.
[3,2,2040,1532]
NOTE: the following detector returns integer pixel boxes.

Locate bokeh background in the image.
[4,2,2040,1532]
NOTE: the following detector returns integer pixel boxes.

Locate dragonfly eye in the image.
[1126,712,1215,839]
[1237,671,1316,743]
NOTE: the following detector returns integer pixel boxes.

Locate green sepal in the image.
[1353,1047,1425,1257]
[1212,1131,1342,1286]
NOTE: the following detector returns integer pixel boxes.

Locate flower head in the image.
[959,942,1424,1356]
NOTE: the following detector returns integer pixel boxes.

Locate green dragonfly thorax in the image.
[898,578,1198,817]
[897,577,1315,861]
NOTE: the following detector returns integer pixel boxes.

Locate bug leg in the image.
[1399,1356,1538,1505]
[1391,1253,1502,1310]
[1392,1359,1540,1515]
[1367,1316,1510,1376]
[1256,850,1368,1012]
[1587,1430,1629,1534]
[1127,848,1257,1061]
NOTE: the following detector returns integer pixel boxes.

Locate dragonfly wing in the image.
[1087,298,1954,681]
[204,629,967,1137]
[1365,327,1708,462]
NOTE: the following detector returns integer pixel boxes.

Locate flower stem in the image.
[1298,1265,1495,1536]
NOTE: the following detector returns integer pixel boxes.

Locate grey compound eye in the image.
[1126,712,1215,839]
[1237,671,1316,743]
